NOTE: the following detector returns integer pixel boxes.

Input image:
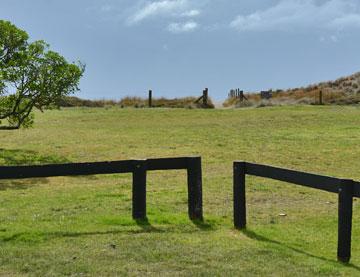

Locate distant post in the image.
[319,90,323,105]
[148,90,152,108]
[203,88,208,106]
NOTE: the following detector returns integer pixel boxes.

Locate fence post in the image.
[319,90,323,105]
[337,179,354,263]
[187,157,203,221]
[132,160,147,220]
[203,88,208,106]
[234,161,246,229]
[148,90,152,108]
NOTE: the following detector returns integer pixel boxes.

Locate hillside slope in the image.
[224,72,360,107]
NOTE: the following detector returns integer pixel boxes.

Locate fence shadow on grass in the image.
[135,218,161,233]
[0,178,49,191]
[0,218,218,245]
[191,219,215,231]
[241,229,360,270]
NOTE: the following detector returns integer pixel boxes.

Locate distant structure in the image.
[228,88,248,102]
[260,90,273,100]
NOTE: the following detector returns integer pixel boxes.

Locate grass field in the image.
[1,106,360,276]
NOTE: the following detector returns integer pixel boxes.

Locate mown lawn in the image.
[0,105,360,276]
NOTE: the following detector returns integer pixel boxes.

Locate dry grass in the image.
[119,96,214,109]
[224,72,360,108]
[59,96,215,109]
[58,96,118,108]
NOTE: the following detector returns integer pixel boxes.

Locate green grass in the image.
[0,105,360,276]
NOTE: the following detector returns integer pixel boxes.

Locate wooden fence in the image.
[233,161,360,263]
[0,156,203,221]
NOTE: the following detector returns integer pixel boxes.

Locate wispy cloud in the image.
[181,9,200,17]
[167,21,198,33]
[230,0,360,32]
[127,0,199,25]
[100,5,112,12]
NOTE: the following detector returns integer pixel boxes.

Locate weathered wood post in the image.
[319,90,323,105]
[203,88,208,106]
[187,157,203,220]
[148,90,152,108]
[234,161,246,229]
[337,179,354,263]
[132,160,147,219]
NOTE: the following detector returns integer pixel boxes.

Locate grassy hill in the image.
[224,72,360,107]
[0,106,360,275]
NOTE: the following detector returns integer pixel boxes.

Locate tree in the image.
[0,20,84,129]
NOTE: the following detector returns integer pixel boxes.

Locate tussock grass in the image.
[224,72,360,108]
[59,96,215,109]
[119,96,214,109]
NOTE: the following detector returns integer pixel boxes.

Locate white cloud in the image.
[127,0,200,25]
[181,9,200,17]
[167,21,198,33]
[230,0,360,32]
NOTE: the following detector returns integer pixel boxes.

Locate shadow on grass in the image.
[1,227,166,244]
[0,126,18,130]
[135,217,163,233]
[191,219,215,231]
[241,229,360,271]
[1,218,218,244]
[0,178,49,191]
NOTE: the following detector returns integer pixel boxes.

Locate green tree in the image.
[0,20,84,129]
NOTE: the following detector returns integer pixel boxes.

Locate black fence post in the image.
[148,90,152,108]
[187,157,203,221]
[337,179,354,263]
[203,88,208,106]
[132,160,147,220]
[234,161,246,229]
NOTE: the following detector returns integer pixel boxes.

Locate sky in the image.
[1,0,360,100]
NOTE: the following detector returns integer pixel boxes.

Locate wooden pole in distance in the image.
[148,90,152,108]
[203,88,208,106]
[319,90,323,105]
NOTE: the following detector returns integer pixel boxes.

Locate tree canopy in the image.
[0,20,84,128]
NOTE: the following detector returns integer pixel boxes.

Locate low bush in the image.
[59,96,215,109]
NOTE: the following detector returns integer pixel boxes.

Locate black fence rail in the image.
[233,161,360,263]
[0,156,203,221]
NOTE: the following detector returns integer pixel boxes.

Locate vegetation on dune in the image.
[119,96,214,108]
[0,106,360,275]
[59,95,215,109]
[224,71,360,108]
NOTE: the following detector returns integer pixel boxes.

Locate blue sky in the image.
[1,0,360,100]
